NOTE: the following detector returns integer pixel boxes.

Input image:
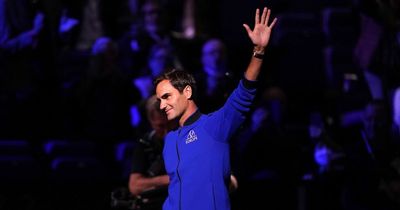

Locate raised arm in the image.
[243,7,277,81]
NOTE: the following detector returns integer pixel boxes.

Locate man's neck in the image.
[179,102,198,126]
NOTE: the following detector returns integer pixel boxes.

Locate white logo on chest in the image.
[185,130,198,144]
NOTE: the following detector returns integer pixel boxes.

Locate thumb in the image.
[243,24,252,35]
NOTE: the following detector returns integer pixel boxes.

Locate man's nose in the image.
[160,100,166,110]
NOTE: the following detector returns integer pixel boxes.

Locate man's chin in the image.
[166,114,176,121]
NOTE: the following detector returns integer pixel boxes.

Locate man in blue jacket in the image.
[154,7,277,210]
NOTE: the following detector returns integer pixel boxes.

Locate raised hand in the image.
[243,7,277,49]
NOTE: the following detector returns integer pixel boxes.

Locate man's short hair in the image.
[154,69,197,100]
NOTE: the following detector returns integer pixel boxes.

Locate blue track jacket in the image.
[162,79,257,210]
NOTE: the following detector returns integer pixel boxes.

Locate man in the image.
[129,95,171,210]
[154,7,277,210]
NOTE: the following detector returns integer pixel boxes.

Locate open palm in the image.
[243,7,277,48]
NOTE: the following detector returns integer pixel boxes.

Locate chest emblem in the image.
[185,130,198,144]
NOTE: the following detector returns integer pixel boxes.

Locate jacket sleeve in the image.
[204,78,257,143]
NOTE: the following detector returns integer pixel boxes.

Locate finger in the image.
[261,7,267,25]
[264,8,270,26]
[255,8,260,24]
[269,17,278,28]
[243,24,252,35]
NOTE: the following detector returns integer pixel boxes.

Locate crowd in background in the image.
[0,0,400,210]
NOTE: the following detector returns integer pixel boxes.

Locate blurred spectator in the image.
[117,0,191,79]
[0,0,56,137]
[76,37,140,140]
[59,0,124,52]
[195,38,235,113]
[338,98,400,209]
[353,0,400,100]
[133,44,182,100]
[232,86,295,182]
[118,0,171,77]
[303,139,346,210]
[340,100,390,162]
[128,95,172,210]
[231,86,302,210]
[0,0,44,52]
[299,109,348,210]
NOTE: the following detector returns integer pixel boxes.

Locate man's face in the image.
[156,80,189,120]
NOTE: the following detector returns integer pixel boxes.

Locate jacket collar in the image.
[183,109,202,126]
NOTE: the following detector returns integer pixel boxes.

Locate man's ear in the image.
[183,85,192,99]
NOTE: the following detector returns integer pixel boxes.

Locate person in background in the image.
[133,44,182,100]
[77,37,139,140]
[195,38,235,113]
[129,95,172,210]
[118,0,184,79]
[353,0,400,100]
[0,0,49,137]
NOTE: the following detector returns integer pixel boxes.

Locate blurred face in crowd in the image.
[142,1,164,34]
[156,80,191,121]
[147,95,171,138]
[201,39,227,77]
[149,46,171,77]
[149,109,168,138]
